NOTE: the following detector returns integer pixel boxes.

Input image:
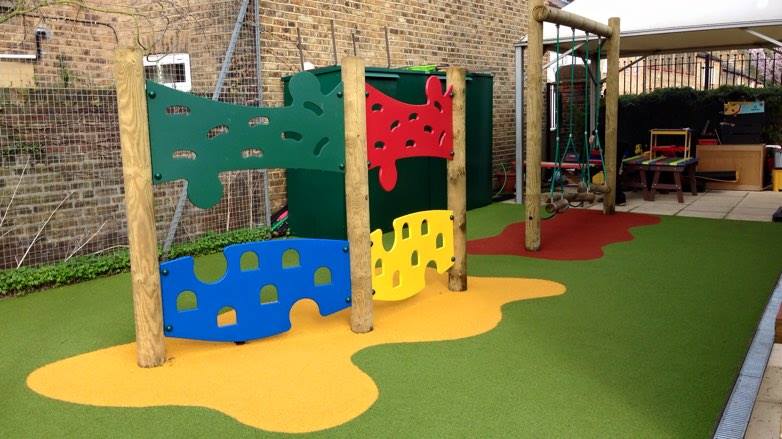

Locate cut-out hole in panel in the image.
[401,223,410,239]
[176,290,197,312]
[433,101,443,112]
[217,306,237,327]
[240,251,259,271]
[423,125,433,133]
[303,101,324,116]
[194,255,226,284]
[282,249,300,268]
[405,139,416,148]
[390,120,400,131]
[281,131,303,141]
[172,149,196,160]
[408,112,418,121]
[392,270,400,288]
[207,124,229,139]
[411,250,419,266]
[166,105,191,116]
[374,259,383,275]
[371,103,383,112]
[314,137,329,156]
[314,267,332,286]
[374,141,385,149]
[242,148,264,159]
[248,116,270,127]
[421,219,429,235]
[260,285,278,304]
[435,233,444,249]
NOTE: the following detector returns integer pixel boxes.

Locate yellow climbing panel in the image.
[371,210,454,301]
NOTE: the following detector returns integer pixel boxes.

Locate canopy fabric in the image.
[516,0,782,56]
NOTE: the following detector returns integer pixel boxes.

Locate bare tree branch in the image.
[0,157,29,230]
[65,220,106,261]
[17,190,73,268]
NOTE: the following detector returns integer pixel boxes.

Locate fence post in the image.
[113,47,166,368]
[342,57,373,333]
[603,17,620,215]
[446,67,467,291]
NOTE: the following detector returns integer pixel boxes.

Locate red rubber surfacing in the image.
[467,209,660,260]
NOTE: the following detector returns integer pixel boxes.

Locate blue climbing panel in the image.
[160,238,351,342]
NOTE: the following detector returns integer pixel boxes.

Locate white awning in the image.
[516,0,782,56]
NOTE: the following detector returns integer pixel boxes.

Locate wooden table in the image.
[623,156,699,203]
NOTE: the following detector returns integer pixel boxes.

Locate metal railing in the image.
[618,50,782,95]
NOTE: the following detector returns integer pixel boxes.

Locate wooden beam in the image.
[113,48,166,368]
[533,5,613,38]
[525,0,544,251]
[603,17,620,214]
[446,67,467,291]
[342,56,373,333]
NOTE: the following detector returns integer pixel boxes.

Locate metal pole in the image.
[384,26,391,68]
[515,45,525,204]
[331,20,338,65]
[254,0,272,228]
[744,29,782,48]
[213,0,251,100]
[296,27,305,71]
[162,0,251,258]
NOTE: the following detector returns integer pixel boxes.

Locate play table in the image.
[622,156,698,203]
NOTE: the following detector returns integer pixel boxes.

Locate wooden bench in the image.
[622,156,699,203]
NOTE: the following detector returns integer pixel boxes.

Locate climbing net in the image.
[545,25,609,215]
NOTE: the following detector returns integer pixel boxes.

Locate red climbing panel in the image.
[365,76,453,191]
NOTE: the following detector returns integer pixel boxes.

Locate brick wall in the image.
[0,0,529,268]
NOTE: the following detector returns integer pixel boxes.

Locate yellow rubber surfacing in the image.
[27,271,564,433]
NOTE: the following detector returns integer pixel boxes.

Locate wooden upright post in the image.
[446,67,467,291]
[114,48,166,368]
[525,0,544,251]
[603,17,620,214]
[342,57,373,333]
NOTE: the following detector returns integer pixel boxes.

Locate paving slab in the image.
[746,401,782,439]
[676,209,726,219]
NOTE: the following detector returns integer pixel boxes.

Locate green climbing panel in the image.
[146,71,345,209]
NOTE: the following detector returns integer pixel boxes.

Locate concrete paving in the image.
[581,189,782,222]
[747,344,782,438]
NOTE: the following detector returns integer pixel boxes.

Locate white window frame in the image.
[143,53,192,92]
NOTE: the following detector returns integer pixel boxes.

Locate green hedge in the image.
[615,85,782,152]
[0,227,272,298]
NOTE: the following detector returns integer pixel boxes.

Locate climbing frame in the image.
[160,238,351,342]
[146,72,345,209]
[365,76,454,191]
[370,210,455,301]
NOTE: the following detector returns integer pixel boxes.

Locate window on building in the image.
[143,53,192,92]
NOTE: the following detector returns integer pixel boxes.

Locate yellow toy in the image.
[371,210,455,301]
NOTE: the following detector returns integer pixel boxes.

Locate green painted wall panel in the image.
[285,66,493,239]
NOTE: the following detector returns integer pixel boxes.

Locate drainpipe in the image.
[0,27,50,61]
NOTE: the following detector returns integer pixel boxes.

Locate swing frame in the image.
[515,0,620,251]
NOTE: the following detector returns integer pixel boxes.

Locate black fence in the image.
[619,50,782,95]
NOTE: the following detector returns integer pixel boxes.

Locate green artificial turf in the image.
[1,203,780,437]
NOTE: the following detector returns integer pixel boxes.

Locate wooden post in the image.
[525,0,544,251]
[114,48,166,368]
[342,57,373,333]
[446,67,467,291]
[603,17,620,214]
